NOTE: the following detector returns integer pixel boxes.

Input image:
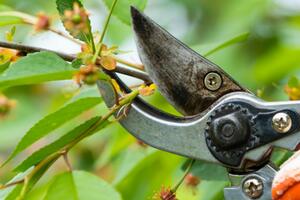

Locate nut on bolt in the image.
[272,112,292,134]
[204,72,222,91]
[243,177,263,199]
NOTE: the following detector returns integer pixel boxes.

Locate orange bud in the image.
[35,13,50,31]
[185,173,200,187]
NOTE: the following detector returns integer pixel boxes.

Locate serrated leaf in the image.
[15,116,110,172]
[44,171,122,200]
[56,0,93,44]
[3,96,102,166]
[103,0,147,25]
[0,51,76,89]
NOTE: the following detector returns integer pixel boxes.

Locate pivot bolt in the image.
[243,177,263,199]
[204,72,222,91]
[272,112,292,133]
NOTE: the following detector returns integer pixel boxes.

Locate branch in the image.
[0,41,151,82]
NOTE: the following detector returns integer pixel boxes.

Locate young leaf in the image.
[14,116,110,172]
[3,97,102,166]
[0,51,76,89]
[56,0,93,44]
[103,0,148,25]
[44,171,122,200]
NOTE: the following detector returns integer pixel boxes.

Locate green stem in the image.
[172,159,195,192]
[99,0,119,44]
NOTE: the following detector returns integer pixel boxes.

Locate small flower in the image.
[73,64,100,85]
[100,56,116,71]
[139,84,156,96]
[185,173,200,187]
[0,48,20,64]
[34,13,50,31]
[285,76,300,100]
[63,2,90,37]
[153,186,177,200]
[0,95,16,118]
[284,86,300,100]
[99,45,117,71]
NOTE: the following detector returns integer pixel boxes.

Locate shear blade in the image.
[131,7,247,116]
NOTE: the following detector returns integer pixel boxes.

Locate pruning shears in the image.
[98,7,300,200]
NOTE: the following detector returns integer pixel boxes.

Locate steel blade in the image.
[131,7,248,115]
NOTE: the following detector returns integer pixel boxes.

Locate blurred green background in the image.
[0,0,299,199]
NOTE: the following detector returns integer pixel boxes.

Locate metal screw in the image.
[272,112,292,133]
[204,72,222,91]
[243,177,263,199]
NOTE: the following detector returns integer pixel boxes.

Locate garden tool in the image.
[97,7,300,200]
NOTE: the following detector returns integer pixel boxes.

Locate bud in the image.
[0,95,16,118]
[185,173,200,187]
[153,186,177,200]
[34,13,50,31]
[73,64,99,85]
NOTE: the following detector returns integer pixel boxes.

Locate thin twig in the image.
[172,159,195,192]
[0,179,24,190]
[61,150,72,171]
[0,41,151,82]
[114,56,144,70]
[48,27,83,45]
[99,0,119,44]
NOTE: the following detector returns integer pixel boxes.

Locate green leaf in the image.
[56,0,93,44]
[44,171,122,200]
[192,32,250,57]
[0,51,76,89]
[14,116,110,172]
[0,5,23,26]
[103,0,148,25]
[3,96,102,166]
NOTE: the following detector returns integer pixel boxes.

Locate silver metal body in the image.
[96,7,300,200]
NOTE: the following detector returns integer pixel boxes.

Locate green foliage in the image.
[0,52,76,89]
[102,0,147,25]
[3,96,102,166]
[14,116,109,172]
[44,171,122,200]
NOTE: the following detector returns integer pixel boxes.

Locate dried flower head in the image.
[73,64,99,85]
[0,95,16,118]
[153,186,177,200]
[185,173,200,187]
[139,84,156,96]
[34,13,50,31]
[63,2,90,37]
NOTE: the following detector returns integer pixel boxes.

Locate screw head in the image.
[204,72,222,91]
[272,112,292,133]
[243,177,263,199]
